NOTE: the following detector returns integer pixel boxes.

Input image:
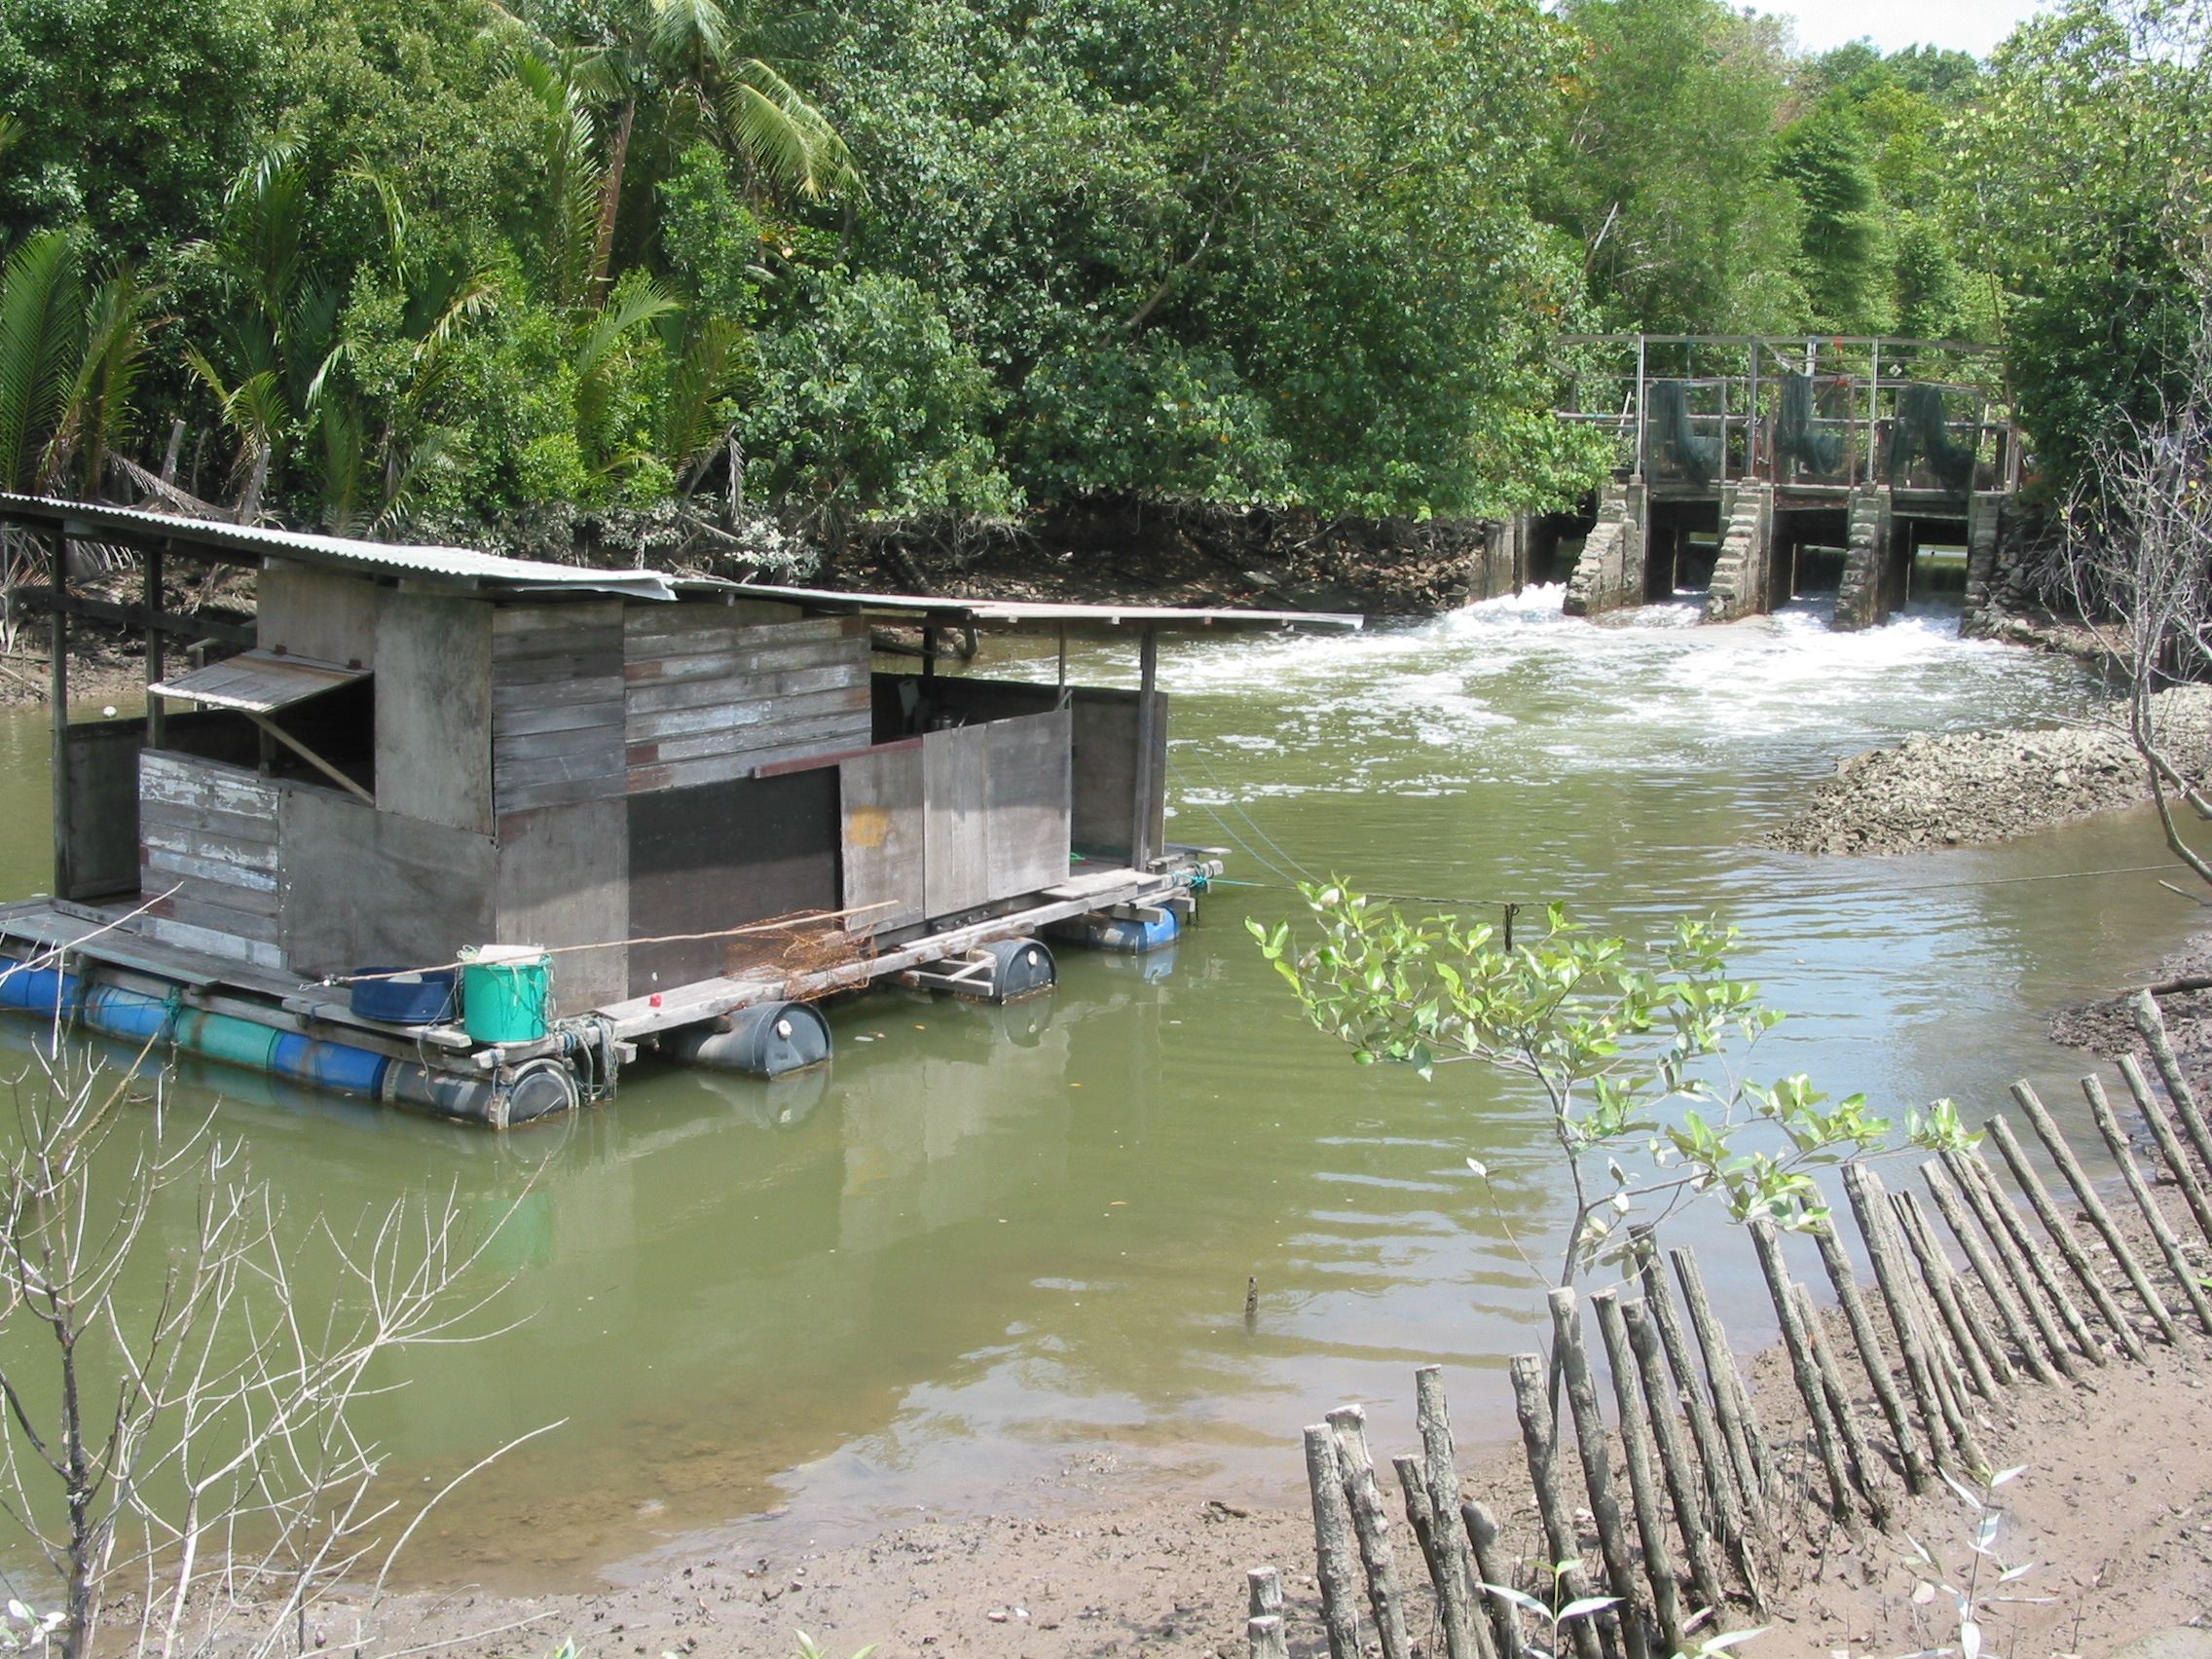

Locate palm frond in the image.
[0,230,87,495]
[0,115,23,166]
[659,315,750,485]
[49,266,164,496]
[721,59,863,203]
[651,0,736,67]
[574,277,681,383]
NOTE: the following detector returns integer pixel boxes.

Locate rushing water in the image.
[0,587,2191,1589]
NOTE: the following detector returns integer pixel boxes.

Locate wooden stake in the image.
[1958,1145,2104,1367]
[1746,1221,1862,1528]
[1249,1566,1283,1620]
[1549,1289,1648,1659]
[1631,1229,1751,1544]
[1623,1299,1732,1617]
[1416,1367,1493,1659]
[1946,1148,2088,1375]
[1923,1162,2056,1384]
[1891,1188,2010,1396]
[1508,1353,1606,1659]
[1593,1291,1685,1655]
[1670,1246,1770,1517]
[1304,1424,1364,1659]
[1984,1111,2148,1363]
[1809,1203,1930,1493]
[1840,1163,1977,1470]
[2120,1053,2212,1251]
[1619,1309,1751,1619]
[2011,1079,2178,1346]
[2130,989,2212,1178]
[2083,1075,2212,1337]
[1460,1500,1527,1659]
[1247,1614,1288,1659]
[1329,1406,1414,1659]
[1793,1279,1896,1529]
[1394,1457,1490,1659]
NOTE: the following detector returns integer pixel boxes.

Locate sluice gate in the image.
[1552,334,2020,629]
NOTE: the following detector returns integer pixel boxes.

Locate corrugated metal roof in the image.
[147,649,368,713]
[0,494,683,601]
[725,584,1365,634]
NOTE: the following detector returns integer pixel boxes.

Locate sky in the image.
[1775,0,2051,55]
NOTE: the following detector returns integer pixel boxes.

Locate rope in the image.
[325,903,897,984]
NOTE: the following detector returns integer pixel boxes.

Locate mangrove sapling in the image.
[792,1635,877,1659]
[1250,891,1895,1288]
[0,1040,546,1659]
[1476,1561,1616,1659]
[1899,1465,2044,1659]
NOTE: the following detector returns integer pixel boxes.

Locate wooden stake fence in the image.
[1269,1067,2212,1659]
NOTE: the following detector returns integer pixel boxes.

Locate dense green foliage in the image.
[0,0,2199,535]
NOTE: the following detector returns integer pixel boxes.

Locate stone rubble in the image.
[1758,686,2212,856]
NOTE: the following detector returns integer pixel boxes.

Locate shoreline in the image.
[1758,685,2212,857]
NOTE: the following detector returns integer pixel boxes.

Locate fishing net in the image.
[1775,372,1845,473]
[1888,381,1977,492]
[722,912,876,987]
[1644,379,1720,485]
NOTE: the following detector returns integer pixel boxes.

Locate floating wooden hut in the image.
[0,496,1357,1125]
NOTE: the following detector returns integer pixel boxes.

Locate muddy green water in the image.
[0,588,2190,1588]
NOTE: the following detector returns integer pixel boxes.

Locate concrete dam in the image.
[1505,334,2023,631]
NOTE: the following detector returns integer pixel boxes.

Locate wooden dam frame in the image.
[0,494,1359,1125]
[1548,333,2024,631]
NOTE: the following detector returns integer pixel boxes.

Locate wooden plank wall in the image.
[984,710,1072,900]
[491,601,626,815]
[495,798,628,1014]
[625,607,872,793]
[279,791,497,979]
[922,724,990,917]
[839,740,925,934]
[138,753,286,970]
[375,593,494,834]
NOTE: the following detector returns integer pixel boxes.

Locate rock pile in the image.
[1759,687,2212,855]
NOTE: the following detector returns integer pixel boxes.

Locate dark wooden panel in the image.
[497,798,628,1014]
[278,788,498,978]
[840,743,925,935]
[1069,688,1165,861]
[923,724,989,917]
[985,710,1072,901]
[625,769,839,997]
[64,721,146,899]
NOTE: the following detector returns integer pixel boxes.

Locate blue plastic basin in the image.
[350,969,458,1025]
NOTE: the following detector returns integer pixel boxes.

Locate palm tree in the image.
[495,0,860,302]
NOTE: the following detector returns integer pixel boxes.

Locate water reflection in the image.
[0,590,2194,1590]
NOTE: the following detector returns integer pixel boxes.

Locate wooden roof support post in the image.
[48,528,71,901]
[1055,621,1069,711]
[145,543,166,751]
[1130,626,1160,871]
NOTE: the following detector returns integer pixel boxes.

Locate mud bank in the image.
[1759,686,2212,856]
[338,1269,2212,1659]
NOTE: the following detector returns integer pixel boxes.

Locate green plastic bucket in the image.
[459,945,551,1044]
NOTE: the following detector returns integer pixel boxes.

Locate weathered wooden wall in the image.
[838,739,926,935]
[257,562,378,667]
[280,790,497,978]
[376,593,494,833]
[871,675,1160,865]
[624,606,871,793]
[491,601,626,815]
[139,753,286,970]
[495,798,628,1014]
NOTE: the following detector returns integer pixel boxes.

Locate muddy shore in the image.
[1758,686,2212,857]
[339,1191,2212,1659]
